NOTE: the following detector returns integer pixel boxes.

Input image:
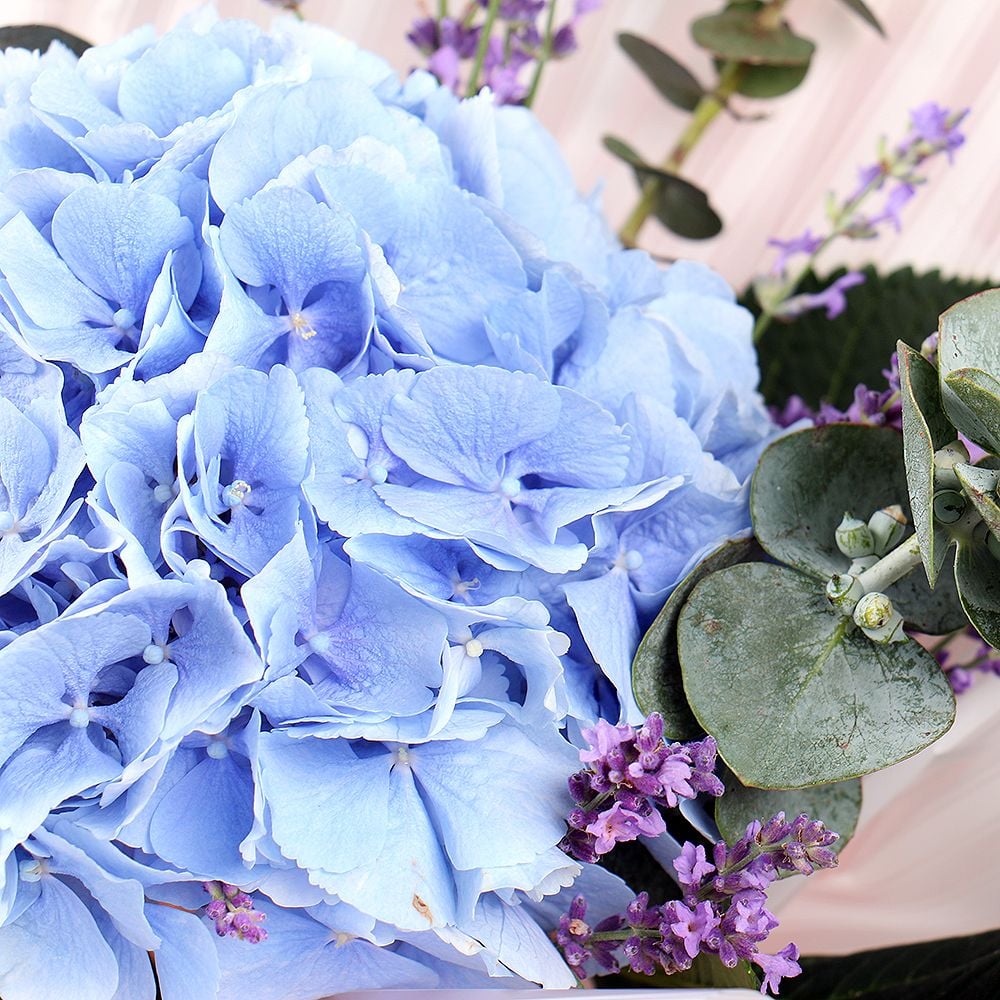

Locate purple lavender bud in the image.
[559,829,599,863]
[674,842,716,890]
[866,182,916,233]
[567,770,591,803]
[428,46,462,92]
[636,711,665,751]
[407,17,439,54]
[551,23,578,56]
[752,942,802,995]
[779,271,866,321]
[906,102,968,161]
[665,899,721,959]
[767,228,824,275]
[770,394,816,428]
[949,666,973,693]
[579,718,633,762]
[758,812,791,845]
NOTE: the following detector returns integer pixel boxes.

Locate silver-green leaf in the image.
[678,562,955,788]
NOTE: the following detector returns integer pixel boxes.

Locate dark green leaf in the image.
[750,267,996,411]
[605,952,759,990]
[784,928,1000,1000]
[618,33,705,111]
[678,562,955,788]
[0,24,91,56]
[943,367,1000,454]
[715,776,861,851]
[938,288,1000,431]
[603,136,723,240]
[734,60,810,98]
[750,423,965,633]
[633,538,761,740]
[836,0,887,37]
[646,174,723,240]
[898,343,954,586]
[691,7,815,66]
[955,538,1000,647]
[954,462,1000,544]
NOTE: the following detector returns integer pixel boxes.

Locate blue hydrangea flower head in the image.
[0,9,775,995]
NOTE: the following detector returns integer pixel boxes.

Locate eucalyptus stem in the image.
[466,0,501,97]
[856,533,923,594]
[523,0,559,108]
[618,61,745,248]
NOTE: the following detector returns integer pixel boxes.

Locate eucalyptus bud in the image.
[868,505,907,556]
[853,592,906,644]
[848,555,879,575]
[933,440,970,489]
[933,489,966,524]
[835,513,875,559]
[826,573,864,613]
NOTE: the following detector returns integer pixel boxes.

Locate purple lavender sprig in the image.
[557,812,839,994]
[559,712,724,863]
[936,628,1000,693]
[754,102,968,342]
[408,0,601,106]
[202,881,268,943]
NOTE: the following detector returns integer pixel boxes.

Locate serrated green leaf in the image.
[784,928,1000,1000]
[938,288,1000,432]
[943,366,1000,454]
[691,7,815,66]
[836,0,887,37]
[954,462,1000,544]
[954,539,1000,647]
[752,267,996,411]
[678,562,955,788]
[633,538,760,740]
[618,33,705,111]
[750,423,965,633]
[898,342,954,586]
[0,24,91,56]
[714,776,861,852]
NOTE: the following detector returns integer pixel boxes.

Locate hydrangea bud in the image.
[825,573,864,613]
[835,513,875,558]
[933,440,970,489]
[932,489,966,524]
[867,505,906,555]
[853,592,906,644]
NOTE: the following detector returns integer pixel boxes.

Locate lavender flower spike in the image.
[777,270,866,321]
[203,881,268,943]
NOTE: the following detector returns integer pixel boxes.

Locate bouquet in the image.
[0,3,994,998]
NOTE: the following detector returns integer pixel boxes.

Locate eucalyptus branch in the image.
[856,533,923,595]
[619,61,745,247]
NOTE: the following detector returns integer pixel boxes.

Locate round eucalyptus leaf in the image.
[632,537,760,740]
[955,463,1000,544]
[750,423,963,633]
[691,7,815,66]
[715,775,861,853]
[943,367,1000,454]
[678,562,956,788]
[618,33,705,112]
[955,539,1000,648]
[898,342,955,586]
[751,424,909,578]
[733,60,810,97]
[938,288,1000,432]
[0,24,91,56]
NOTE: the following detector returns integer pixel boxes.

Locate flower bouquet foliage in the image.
[0,4,996,1000]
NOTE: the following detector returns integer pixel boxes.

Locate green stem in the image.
[856,533,923,595]
[438,0,449,18]
[466,0,501,97]
[523,0,558,108]
[618,61,745,248]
